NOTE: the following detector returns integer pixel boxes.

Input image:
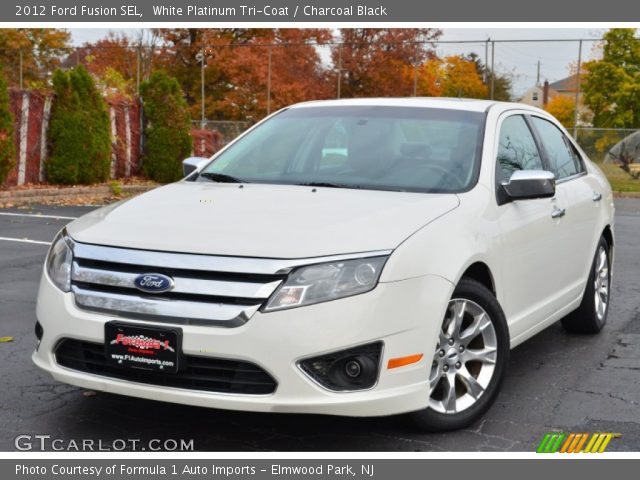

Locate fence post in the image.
[19,49,23,89]
[573,40,583,140]
[337,43,342,99]
[490,40,495,100]
[267,46,272,115]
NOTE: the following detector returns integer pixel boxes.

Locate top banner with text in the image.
[4,0,637,22]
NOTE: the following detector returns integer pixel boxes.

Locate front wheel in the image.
[406,278,510,432]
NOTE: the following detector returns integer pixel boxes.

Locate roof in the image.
[289,97,500,113]
[549,74,580,93]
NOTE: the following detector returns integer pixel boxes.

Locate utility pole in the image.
[136,44,141,96]
[267,46,272,115]
[337,44,343,99]
[198,50,205,129]
[483,39,489,83]
[573,40,583,140]
[490,41,495,100]
[536,59,540,85]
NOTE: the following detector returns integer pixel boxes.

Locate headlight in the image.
[46,230,73,292]
[264,256,388,312]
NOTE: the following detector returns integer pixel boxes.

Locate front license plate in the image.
[105,322,181,374]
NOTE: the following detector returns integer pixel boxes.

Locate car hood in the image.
[67,182,460,259]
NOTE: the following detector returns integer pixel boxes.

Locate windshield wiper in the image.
[295,182,359,189]
[199,172,249,184]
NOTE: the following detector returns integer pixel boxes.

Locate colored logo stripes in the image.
[537,432,621,453]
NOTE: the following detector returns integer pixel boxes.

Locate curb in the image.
[613,191,640,198]
[0,184,157,205]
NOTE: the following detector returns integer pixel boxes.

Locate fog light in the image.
[299,342,382,391]
[345,360,362,378]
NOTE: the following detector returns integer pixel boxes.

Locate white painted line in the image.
[0,212,77,220]
[0,237,50,246]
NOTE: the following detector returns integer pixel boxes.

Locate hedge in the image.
[0,66,14,185]
[46,65,111,185]
[140,71,192,183]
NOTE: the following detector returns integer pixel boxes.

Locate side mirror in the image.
[502,170,556,201]
[182,157,209,177]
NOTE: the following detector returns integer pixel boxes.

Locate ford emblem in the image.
[133,273,174,294]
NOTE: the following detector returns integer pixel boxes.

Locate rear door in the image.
[528,116,601,299]
[494,113,569,338]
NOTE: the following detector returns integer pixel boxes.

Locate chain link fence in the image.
[2,34,639,164]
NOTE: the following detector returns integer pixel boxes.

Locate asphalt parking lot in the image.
[1,199,640,452]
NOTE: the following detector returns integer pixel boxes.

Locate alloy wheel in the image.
[429,299,497,414]
[594,245,609,322]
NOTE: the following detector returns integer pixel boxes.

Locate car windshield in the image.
[198,106,486,193]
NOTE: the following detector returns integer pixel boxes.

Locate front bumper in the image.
[33,272,453,417]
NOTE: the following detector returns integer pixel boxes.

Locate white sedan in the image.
[34,98,614,431]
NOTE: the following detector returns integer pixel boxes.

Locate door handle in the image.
[592,192,602,202]
[551,207,566,219]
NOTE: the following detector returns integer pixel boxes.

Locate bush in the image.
[0,66,14,185]
[140,71,192,183]
[46,65,111,185]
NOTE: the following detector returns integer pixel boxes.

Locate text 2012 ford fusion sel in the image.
[34,98,614,431]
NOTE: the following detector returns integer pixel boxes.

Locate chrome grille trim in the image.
[68,238,392,327]
[72,241,392,275]
[71,262,283,299]
[72,286,261,326]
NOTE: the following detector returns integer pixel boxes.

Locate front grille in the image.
[55,339,277,395]
[70,241,288,326]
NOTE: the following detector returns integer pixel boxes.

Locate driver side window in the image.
[496,115,544,183]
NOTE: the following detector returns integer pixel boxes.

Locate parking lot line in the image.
[0,237,51,245]
[0,212,77,220]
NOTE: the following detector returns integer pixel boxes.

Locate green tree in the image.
[46,65,111,184]
[140,71,192,182]
[583,28,640,128]
[0,66,15,185]
[466,53,514,101]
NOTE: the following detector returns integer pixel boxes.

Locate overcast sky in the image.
[69,28,607,97]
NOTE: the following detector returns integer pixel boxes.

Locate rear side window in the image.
[530,117,584,179]
[496,115,543,182]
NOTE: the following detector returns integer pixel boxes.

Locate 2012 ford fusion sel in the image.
[34,98,614,431]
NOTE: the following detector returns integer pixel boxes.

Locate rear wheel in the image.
[561,236,611,334]
[407,278,509,432]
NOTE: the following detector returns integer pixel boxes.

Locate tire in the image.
[406,278,510,432]
[561,236,611,334]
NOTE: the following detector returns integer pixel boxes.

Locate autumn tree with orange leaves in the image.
[331,29,441,98]
[0,29,71,88]
[411,55,488,98]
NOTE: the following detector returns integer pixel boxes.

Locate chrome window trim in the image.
[555,170,588,185]
[70,239,393,276]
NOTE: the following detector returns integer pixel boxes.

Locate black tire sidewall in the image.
[407,278,510,432]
